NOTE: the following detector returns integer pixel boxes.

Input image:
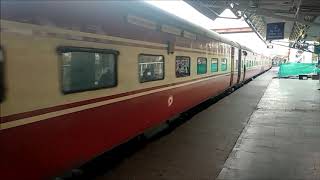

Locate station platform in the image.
[96,68,320,180]
[217,72,320,179]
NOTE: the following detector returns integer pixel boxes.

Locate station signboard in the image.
[266,22,285,40]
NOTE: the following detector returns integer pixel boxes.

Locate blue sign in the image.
[266,22,285,40]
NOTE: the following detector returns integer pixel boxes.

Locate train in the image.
[0,1,272,179]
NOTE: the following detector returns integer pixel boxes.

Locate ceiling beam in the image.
[238,7,320,27]
[212,27,254,33]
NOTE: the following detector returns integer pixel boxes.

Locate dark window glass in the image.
[139,54,164,83]
[59,47,117,93]
[175,56,190,77]
[211,58,218,72]
[221,58,227,71]
[0,48,4,102]
[197,57,207,74]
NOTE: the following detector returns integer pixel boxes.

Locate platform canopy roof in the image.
[185,0,320,49]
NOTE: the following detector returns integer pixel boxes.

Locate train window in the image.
[175,56,190,77]
[58,47,118,93]
[197,57,207,75]
[0,47,4,102]
[221,58,227,71]
[139,54,164,83]
[211,58,218,72]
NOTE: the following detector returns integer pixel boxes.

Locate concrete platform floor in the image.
[96,69,277,180]
[217,75,320,179]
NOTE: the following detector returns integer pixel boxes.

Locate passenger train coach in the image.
[0,1,272,179]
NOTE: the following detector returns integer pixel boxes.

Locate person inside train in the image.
[176,63,189,77]
[142,66,154,82]
[176,64,183,75]
[98,67,113,87]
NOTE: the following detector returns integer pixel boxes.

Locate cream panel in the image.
[0,32,168,116]
[0,20,231,116]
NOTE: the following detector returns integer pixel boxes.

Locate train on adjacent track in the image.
[0,1,272,179]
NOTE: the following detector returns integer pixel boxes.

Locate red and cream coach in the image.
[0,1,272,179]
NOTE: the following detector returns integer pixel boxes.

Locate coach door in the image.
[242,50,248,81]
[237,48,242,83]
[229,47,235,86]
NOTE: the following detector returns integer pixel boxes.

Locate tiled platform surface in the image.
[97,69,276,180]
[217,78,320,180]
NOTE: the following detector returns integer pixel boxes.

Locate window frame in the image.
[211,58,219,73]
[197,57,208,75]
[57,46,119,94]
[175,56,191,78]
[138,53,165,83]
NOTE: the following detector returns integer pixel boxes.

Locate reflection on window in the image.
[221,58,227,71]
[176,56,190,77]
[197,57,207,74]
[139,54,164,83]
[211,58,218,72]
[0,48,4,102]
[246,60,250,67]
[61,49,117,93]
